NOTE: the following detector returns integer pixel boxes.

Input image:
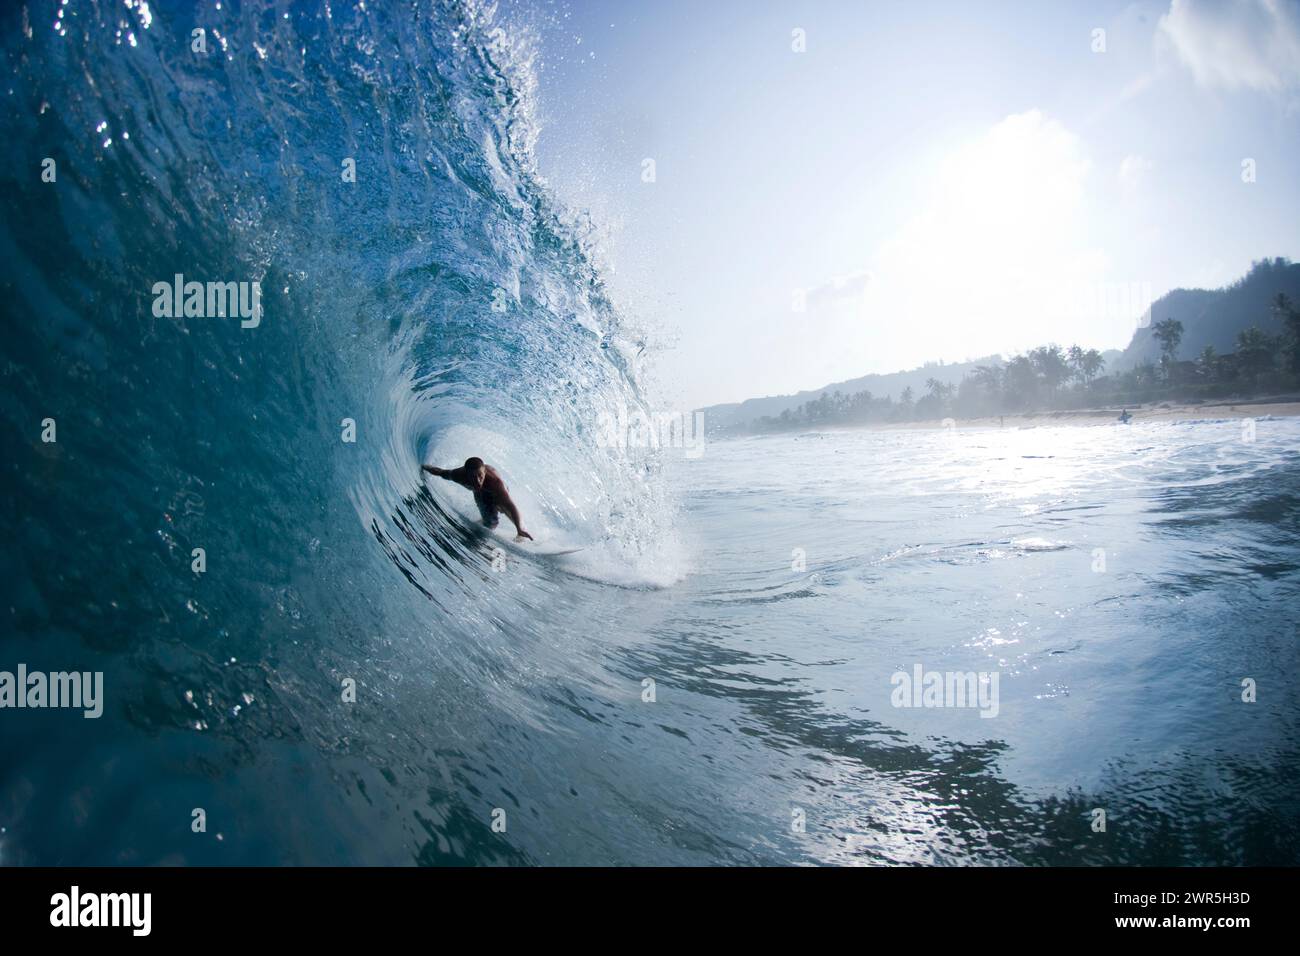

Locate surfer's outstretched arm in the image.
[422,463,470,487]
[499,493,532,541]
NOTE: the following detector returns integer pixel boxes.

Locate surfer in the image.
[422,457,533,541]
[1118,408,1132,424]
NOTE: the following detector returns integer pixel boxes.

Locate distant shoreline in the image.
[874,397,1300,431]
[718,396,1300,437]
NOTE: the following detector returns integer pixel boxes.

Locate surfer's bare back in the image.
[422,457,533,541]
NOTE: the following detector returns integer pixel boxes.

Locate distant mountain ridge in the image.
[699,357,996,434]
[699,258,1299,433]
[1115,258,1300,371]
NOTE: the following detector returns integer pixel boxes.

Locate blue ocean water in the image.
[671,420,1300,864]
[1,2,1297,866]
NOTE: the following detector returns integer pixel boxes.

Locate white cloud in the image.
[1119,153,1155,191]
[1157,0,1300,93]
[803,269,874,308]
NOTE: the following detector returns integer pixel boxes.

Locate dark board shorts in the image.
[476,496,500,528]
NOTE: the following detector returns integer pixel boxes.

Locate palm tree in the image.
[1235,326,1275,381]
[925,377,956,406]
[1080,349,1105,386]
[1028,345,1069,401]
[1152,318,1183,379]
[970,363,1003,392]
[1002,354,1038,409]
[1066,347,1105,387]
[1272,293,1300,374]
[1067,345,1084,383]
[1198,345,1217,381]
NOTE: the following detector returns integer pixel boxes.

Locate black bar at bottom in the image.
[0,866,1283,940]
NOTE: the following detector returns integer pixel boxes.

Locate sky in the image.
[514,0,1300,409]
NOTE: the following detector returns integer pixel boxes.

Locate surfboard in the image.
[490,528,584,557]
[483,524,584,558]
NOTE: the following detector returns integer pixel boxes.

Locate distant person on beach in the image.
[422,458,533,541]
[1118,408,1132,424]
